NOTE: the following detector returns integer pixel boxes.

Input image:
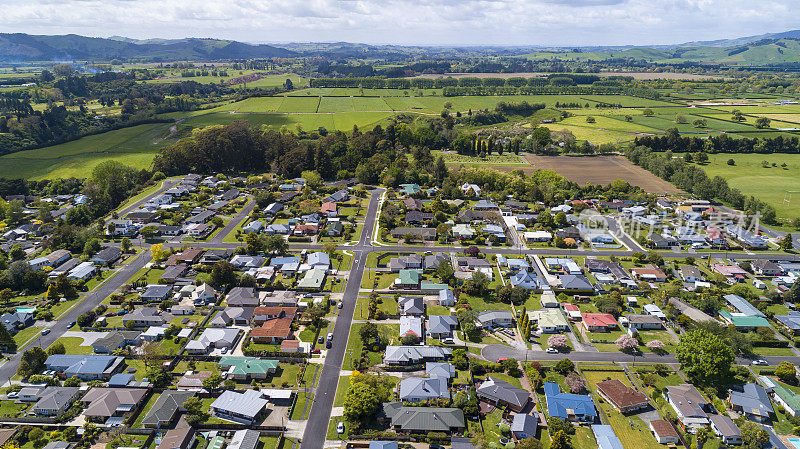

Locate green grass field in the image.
[0,123,174,179]
[693,153,800,219]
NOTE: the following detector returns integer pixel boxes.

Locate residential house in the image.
[32,387,80,416]
[477,377,531,412]
[399,316,423,339]
[250,316,293,343]
[253,306,296,324]
[712,264,749,283]
[724,294,766,317]
[397,377,449,402]
[324,189,350,203]
[775,311,800,335]
[510,270,541,290]
[581,313,618,332]
[45,355,123,380]
[512,413,539,441]
[211,307,253,327]
[631,267,667,283]
[438,289,455,306]
[326,221,344,236]
[426,362,456,380]
[768,383,800,416]
[140,285,172,302]
[666,384,711,432]
[562,303,582,321]
[226,287,259,307]
[210,389,268,424]
[177,371,213,391]
[158,426,195,449]
[428,315,458,339]
[709,414,741,445]
[452,224,475,240]
[227,430,261,449]
[461,183,481,197]
[219,356,278,381]
[185,328,240,354]
[259,290,298,307]
[298,267,326,290]
[92,330,141,353]
[649,420,681,444]
[718,311,771,331]
[592,425,624,449]
[390,227,436,241]
[405,211,433,225]
[543,382,597,422]
[643,304,667,320]
[80,387,147,422]
[394,269,422,289]
[680,266,704,283]
[123,307,166,327]
[752,259,782,276]
[91,247,122,266]
[230,255,265,269]
[596,379,649,413]
[557,274,593,291]
[398,296,425,315]
[242,221,264,234]
[477,310,514,328]
[67,262,97,282]
[529,309,569,333]
[389,253,423,271]
[380,402,465,433]
[727,383,775,424]
[625,314,663,330]
[384,346,451,365]
[0,311,34,334]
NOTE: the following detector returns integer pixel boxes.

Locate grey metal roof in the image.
[724,294,766,317]
[398,377,448,401]
[476,376,530,409]
[32,387,79,413]
[428,315,458,335]
[381,402,465,432]
[384,346,451,364]
[426,362,455,379]
[511,413,538,435]
[729,383,774,418]
[709,414,740,437]
[228,429,260,449]
[142,390,194,426]
[211,390,267,418]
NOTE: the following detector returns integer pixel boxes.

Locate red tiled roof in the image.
[562,303,580,312]
[581,313,618,327]
[251,316,292,339]
[650,419,679,438]
[254,307,297,318]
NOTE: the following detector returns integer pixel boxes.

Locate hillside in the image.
[519,37,800,66]
[0,33,296,62]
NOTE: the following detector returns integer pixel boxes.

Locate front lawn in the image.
[13,326,43,348]
[50,336,94,354]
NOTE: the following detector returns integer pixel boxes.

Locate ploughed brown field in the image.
[518,155,683,194]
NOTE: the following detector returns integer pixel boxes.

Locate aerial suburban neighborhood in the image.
[6,6,800,449]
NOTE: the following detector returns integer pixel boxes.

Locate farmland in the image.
[0,122,177,180]
[689,153,800,219]
[522,154,685,193]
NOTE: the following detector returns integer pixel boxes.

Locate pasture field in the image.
[690,153,800,219]
[277,96,320,113]
[579,94,678,107]
[183,111,394,133]
[539,122,638,145]
[520,154,684,193]
[0,122,174,180]
[145,72,307,88]
[433,151,528,166]
[233,96,285,113]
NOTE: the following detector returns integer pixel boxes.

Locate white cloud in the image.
[0,0,796,46]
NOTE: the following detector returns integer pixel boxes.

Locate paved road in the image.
[210,195,256,244]
[117,178,179,217]
[0,249,152,384]
[301,188,383,449]
[480,343,800,365]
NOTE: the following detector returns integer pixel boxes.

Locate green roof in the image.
[298,267,327,289]
[219,356,278,375]
[398,269,422,285]
[772,383,800,412]
[421,282,448,291]
[719,311,771,328]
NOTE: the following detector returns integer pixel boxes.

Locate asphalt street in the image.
[300,188,383,449]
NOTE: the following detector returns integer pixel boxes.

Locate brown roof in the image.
[649,419,679,438]
[253,307,297,318]
[158,425,194,449]
[251,316,293,339]
[597,379,649,409]
[179,248,204,263]
[280,340,300,350]
[177,371,213,389]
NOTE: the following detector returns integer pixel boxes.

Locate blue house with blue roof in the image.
[45,354,124,380]
[544,382,597,422]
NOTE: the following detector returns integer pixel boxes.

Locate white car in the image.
[546,348,559,354]
[752,359,769,366]
[337,422,345,434]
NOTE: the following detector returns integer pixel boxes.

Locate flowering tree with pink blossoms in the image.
[565,372,586,394]
[646,339,666,353]
[616,334,638,352]
[548,334,569,350]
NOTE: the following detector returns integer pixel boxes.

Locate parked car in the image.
[752,359,768,366]
[442,338,455,345]
[546,348,559,354]
[69,321,76,328]
[7,392,18,399]
[311,349,320,354]
[318,336,325,344]
[326,340,332,349]
[41,328,50,335]
[337,301,343,309]
[337,422,345,434]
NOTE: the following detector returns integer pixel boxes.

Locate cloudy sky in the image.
[1,0,796,46]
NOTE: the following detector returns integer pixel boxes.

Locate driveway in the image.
[61,331,109,347]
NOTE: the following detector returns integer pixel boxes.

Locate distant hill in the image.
[680,30,800,48]
[0,33,296,62]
